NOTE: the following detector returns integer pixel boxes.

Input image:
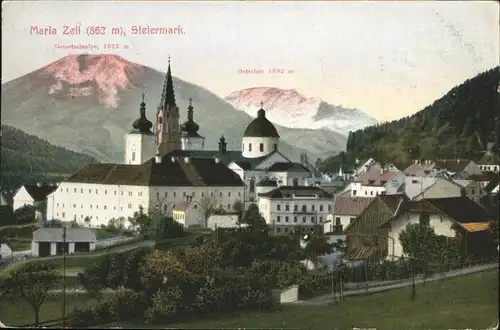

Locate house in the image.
[468,172,498,188]
[172,198,204,228]
[404,160,439,177]
[323,196,374,234]
[476,150,500,173]
[344,194,408,261]
[352,158,380,177]
[0,241,13,259]
[31,227,97,257]
[349,165,405,197]
[403,176,439,200]
[13,184,57,221]
[382,196,496,259]
[412,177,465,200]
[258,185,333,235]
[207,211,242,229]
[453,179,485,202]
[434,159,483,177]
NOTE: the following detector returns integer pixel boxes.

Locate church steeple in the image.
[159,55,177,113]
[181,97,200,137]
[132,93,153,134]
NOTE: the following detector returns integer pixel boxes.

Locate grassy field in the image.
[0,269,497,329]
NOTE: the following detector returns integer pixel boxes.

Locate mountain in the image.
[225,87,377,135]
[320,67,500,172]
[1,54,347,163]
[1,124,97,191]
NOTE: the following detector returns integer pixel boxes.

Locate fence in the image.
[94,236,137,249]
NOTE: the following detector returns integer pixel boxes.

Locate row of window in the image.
[56,203,140,210]
[273,204,332,212]
[243,142,278,153]
[479,165,499,172]
[61,188,241,198]
[275,215,323,223]
[352,190,386,196]
[275,227,319,233]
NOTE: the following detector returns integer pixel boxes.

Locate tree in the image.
[489,218,499,246]
[200,195,218,228]
[302,233,333,268]
[314,158,322,170]
[13,205,36,225]
[83,216,91,227]
[153,216,184,241]
[6,262,59,325]
[239,203,267,229]
[232,199,244,214]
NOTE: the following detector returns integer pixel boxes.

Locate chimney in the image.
[171,157,176,163]
[184,157,190,164]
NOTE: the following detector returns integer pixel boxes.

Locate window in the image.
[294,205,298,211]
[353,190,357,196]
[114,191,117,195]
[412,180,418,184]
[219,204,223,209]
[319,205,323,212]
[227,192,231,197]
[219,192,223,197]
[273,144,277,151]
[277,216,281,222]
[419,213,430,226]
[81,189,83,193]
[301,205,307,212]
[311,205,315,211]
[113,206,116,210]
[164,192,168,197]
[285,204,290,211]
[328,205,332,212]
[277,205,281,211]
[227,204,231,209]
[285,228,289,233]
[335,217,341,226]
[96,205,99,209]
[183,192,187,197]
[139,192,143,197]
[128,204,132,209]
[294,216,298,223]
[104,206,107,210]
[249,143,252,152]
[105,190,107,195]
[73,204,76,208]
[302,217,306,223]
[173,192,177,197]
[96,189,98,194]
[132,151,136,161]
[193,192,196,197]
[210,192,214,197]
[57,203,59,207]
[62,212,65,218]
[370,191,373,196]
[129,192,133,196]
[121,191,124,196]
[319,216,323,222]
[238,192,241,197]
[259,143,264,152]
[285,216,289,222]
[277,227,281,233]
[311,216,316,223]
[66,188,68,193]
[90,205,92,209]
[81,205,83,208]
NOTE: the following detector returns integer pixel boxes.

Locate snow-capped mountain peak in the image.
[225,87,377,135]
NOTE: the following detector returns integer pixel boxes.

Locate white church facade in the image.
[46,59,312,228]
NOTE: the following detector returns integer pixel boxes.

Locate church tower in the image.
[124,94,155,164]
[155,56,181,156]
[180,98,205,151]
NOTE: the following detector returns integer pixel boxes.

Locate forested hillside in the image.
[1,125,97,191]
[320,67,499,172]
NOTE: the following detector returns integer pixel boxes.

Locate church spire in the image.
[159,55,176,113]
[132,93,153,133]
[187,97,194,121]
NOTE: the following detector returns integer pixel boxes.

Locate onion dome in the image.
[132,94,153,134]
[243,102,280,138]
[180,98,202,137]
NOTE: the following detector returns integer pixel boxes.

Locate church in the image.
[46,59,311,227]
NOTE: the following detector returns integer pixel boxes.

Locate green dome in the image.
[243,108,280,138]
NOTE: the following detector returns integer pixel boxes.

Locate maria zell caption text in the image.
[30,24,186,36]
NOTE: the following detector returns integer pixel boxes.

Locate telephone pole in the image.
[62,225,67,327]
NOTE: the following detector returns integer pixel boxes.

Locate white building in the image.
[346,165,405,197]
[382,196,492,259]
[0,241,13,259]
[13,184,57,221]
[124,94,156,165]
[31,227,97,257]
[46,157,245,228]
[172,199,204,228]
[258,185,333,235]
[207,212,242,229]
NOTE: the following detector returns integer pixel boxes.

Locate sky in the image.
[2,1,499,121]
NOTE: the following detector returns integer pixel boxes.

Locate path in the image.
[294,262,498,306]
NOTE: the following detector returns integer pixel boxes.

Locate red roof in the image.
[333,196,375,216]
[358,168,398,186]
[173,202,191,212]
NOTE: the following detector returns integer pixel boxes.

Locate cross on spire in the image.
[168,54,171,64]
[189,97,193,106]
[260,101,264,108]
[141,93,145,102]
